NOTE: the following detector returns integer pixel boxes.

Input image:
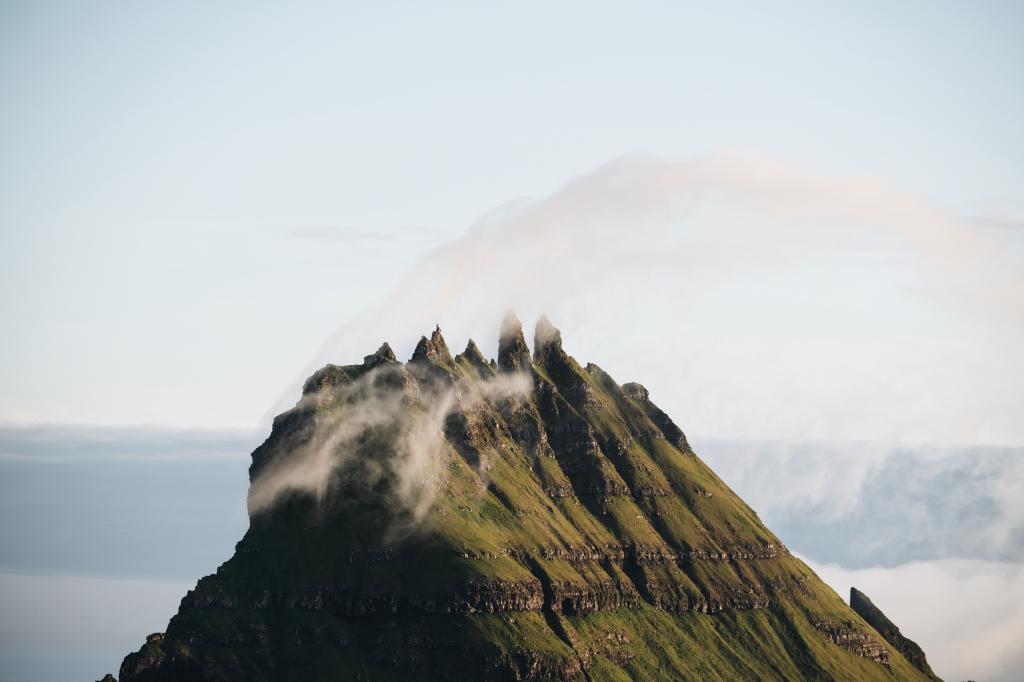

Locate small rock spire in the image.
[497,311,531,372]
[622,382,649,402]
[363,342,397,367]
[460,338,489,368]
[411,325,453,364]
[533,315,563,361]
[430,325,452,362]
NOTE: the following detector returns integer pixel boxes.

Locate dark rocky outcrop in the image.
[457,338,492,372]
[412,326,454,365]
[814,620,891,666]
[533,314,563,362]
[117,315,937,682]
[497,311,531,372]
[364,341,397,366]
[622,382,691,452]
[851,587,942,680]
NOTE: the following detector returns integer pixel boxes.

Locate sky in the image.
[0,2,1022,681]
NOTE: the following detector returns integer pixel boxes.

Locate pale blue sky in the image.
[1,1,1022,429]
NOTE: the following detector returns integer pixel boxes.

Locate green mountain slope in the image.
[118,315,936,681]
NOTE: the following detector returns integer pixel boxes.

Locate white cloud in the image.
[697,439,1024,567]
[249,365,531,524]
[290,153,1024,446]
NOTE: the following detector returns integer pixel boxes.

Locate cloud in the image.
[0,423,260,460]
[806,557,1024,682]
[248,363,531,525]
[968,214,1024,234]
[696,439,1024,568]
[283,152,1023,446]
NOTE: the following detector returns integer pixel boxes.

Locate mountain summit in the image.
[118,317,936,681]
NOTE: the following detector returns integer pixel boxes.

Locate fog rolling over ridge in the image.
[248,335,532,524]
[298,153,1023,448]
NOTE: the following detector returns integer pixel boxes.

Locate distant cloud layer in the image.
[0,423,259,460]
[698,439,1024,567]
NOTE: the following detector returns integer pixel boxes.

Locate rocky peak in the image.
[363,342,397,367]
[533,315,563,362]
[411,325,453,364]
[622,382,649,402]
[458,338,490,369]
[498,312,531,372]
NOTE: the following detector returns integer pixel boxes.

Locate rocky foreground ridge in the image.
[115,314,937,681]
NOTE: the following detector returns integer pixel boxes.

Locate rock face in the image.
[814,619,891,666]
[118,317,937,681]
[498,311,532,372]
[851,587,942,680]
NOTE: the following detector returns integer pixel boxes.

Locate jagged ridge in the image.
[117,314,936,682]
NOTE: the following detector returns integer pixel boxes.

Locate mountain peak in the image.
[622,381,649,402]
[411,325,453,364]
[533,314,563,360]
[457,338,490,370]
[497,311,531,372]
[363,341,396,366]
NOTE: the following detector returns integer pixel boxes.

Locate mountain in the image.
[117,314,936,681]
[850,587,942,680]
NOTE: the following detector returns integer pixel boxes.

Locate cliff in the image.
[851,587,942,680]
[116,314,937,681]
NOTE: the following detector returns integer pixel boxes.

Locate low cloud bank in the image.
[697,439,1024,568]
[0,423,259,460]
